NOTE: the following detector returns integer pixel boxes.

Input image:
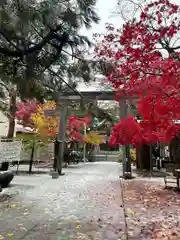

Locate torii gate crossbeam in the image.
[59,90,137,101]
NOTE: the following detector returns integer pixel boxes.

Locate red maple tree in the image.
[67,115,92,142]
[95,0,180,146]
[16,100,92,142]
[16,100,38,128]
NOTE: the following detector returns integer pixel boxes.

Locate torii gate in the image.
[46,90,136,178]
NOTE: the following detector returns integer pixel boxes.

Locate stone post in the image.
[57,103,67,175]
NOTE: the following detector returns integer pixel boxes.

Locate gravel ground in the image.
[0,162,126,240]
[123,178,180,240]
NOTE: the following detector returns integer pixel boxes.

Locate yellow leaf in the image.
[84,132,103,144]
[6,233,14,237]
[10,204,16,208]
[0,235,4,240]
[31,100,58,140]
[127,208,136,215]
[76,224,81,229]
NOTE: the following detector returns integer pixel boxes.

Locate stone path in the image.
[0,162,126,240]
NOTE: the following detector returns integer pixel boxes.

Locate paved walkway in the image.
[0,162,126,240]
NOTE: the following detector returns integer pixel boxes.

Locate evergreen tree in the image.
[0,0,101,137]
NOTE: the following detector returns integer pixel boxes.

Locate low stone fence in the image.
[93,151,119,162]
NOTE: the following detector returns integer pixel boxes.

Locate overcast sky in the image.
[78,0,123,91]
[81,0,122,39]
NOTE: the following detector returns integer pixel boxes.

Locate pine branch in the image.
[0,25,68,57]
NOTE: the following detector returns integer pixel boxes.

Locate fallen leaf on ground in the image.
[6,233,14,237]
[123,180,180,239]
[127,208,136,215]
[23,212,29,215]
[10,204,16,208]
[76,224,81,229]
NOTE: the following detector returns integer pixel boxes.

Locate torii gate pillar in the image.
[119,100,132,179]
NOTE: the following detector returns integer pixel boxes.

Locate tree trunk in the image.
[169,136,180,164]
[136,144,151,171]
[7,93,16,138]
[29,140,35,173]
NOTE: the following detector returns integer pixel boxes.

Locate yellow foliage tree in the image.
[31,101,103,145]
[31,101,59,140]
[130,148,136,161]
[119,148,136,162]
[84,131,104,145]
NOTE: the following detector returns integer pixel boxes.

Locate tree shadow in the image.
[133,169,166,178]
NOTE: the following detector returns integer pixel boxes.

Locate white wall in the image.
[0,111,9,136]
[0,111,17,137]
